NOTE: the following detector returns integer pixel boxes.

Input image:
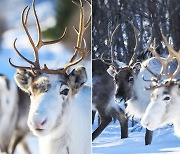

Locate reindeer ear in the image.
[132,62,141,75]
[107,65,117,77]
[14,69,34,93]
[68,66,87,90]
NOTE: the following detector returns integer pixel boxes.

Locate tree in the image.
[92,0,180,63]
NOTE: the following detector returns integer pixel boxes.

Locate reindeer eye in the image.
[163,95,171,101]
[163,96,170,101]
[128,76,134,82]
[60,88,69,96]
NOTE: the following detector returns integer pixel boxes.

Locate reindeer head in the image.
[141,30,180,131]
[141,80,180,131]
[10,0,91,136]
[107,63,141,102]
[101,22,141,102]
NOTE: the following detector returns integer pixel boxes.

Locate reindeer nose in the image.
[30,116,48,130]
[41,118,47,126]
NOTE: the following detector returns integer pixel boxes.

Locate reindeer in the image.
[108,29,180,145]
[103,24,167,145]
[141,33,180,138]
[93,22,155,145]
[92,24,135,141]
[9,0,91,154]
[0,74,30,154]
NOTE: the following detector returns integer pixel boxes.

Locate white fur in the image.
[141,83,180,137]
[19,72,91,154]
[125,57,179,118]
[0,77,18,151]
[38,85,91,154]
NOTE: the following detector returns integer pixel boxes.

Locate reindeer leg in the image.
[92,117,112,141]
[111,107,128,139]
[119,117,128,139]
[92,111,96,125]
[145,129,153,145]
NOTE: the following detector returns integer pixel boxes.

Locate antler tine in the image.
[70,0,85,62]
[144,31,179,90]
[144,65,159,80]
[148,38,173,79]
[127,21,140,66]
[142,64,160,90]
[110,24,120,64]
[22,5,40,68]
[161,30,180,79]
[84,0,91,29]
[33,0,67,50]
[100,23,120,68]
[9,6,38,70]
[9,58,32,71]
[100,52,117,67]
[13,39,34,65]
[64,0,91,71]
[63,46,89,72]
[145,84,162,90]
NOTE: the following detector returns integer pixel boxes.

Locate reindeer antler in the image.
[100,24,120,68]
[9,0,91,75]
[127,21,140,67]
[63,0,91,71]
[143,30,179,90]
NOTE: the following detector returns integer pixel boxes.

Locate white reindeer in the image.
[106,30,179,145]
[9,0,91,154]
[0,74,30,154]
[141,34,180,137]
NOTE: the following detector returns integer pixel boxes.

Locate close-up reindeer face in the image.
[107,63,141,102]
[141,32,180,132]
[141,80,180,131]
[10,0,90,137]
[15,67,87,136]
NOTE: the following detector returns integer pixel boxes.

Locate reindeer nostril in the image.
[41,118,47,126]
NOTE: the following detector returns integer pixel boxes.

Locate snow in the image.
[1,0,180,154]
[92,116,180,154]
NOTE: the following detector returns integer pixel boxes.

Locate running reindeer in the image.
[9,0,91,154]
[0,74,30,154]
[141,32,180,138]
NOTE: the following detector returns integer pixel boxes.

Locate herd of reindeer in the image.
[92,21,180,147]
[0,0,180,154]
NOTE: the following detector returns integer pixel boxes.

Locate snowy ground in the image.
[92,116,180,154]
